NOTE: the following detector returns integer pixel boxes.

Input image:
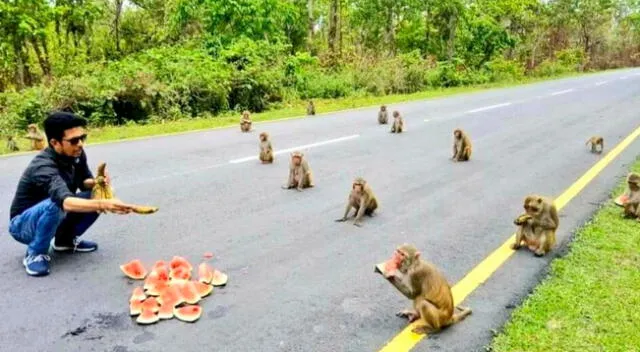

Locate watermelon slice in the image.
[158,303,174,320]
[198,262,214,284]
[136,309,159,325]
[615,194,629,207]
[174,305,202,323]
[170,256,193,272]
[130,287,146,302]
[170,266,191,281]
[141,297,160,313]
[374,258,399,278]
[211,269,228,287]
[158,285,183,307]
[129,300,144,316]
[146,281,170,296]
[192,281,213,298]
[177,281,201,304]
[120,259,147,280]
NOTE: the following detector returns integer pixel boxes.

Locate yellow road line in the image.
[378,124,640,352]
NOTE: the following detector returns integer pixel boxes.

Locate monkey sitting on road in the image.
[335,177,378,227]
[25,124,45,150]
[512,195,559,257]
[6,136,19,152]
[258,132,274,164]
[390,111,404,133]
[378,105,389,124]
[379,244,472,335]
[585,136,604,154]
[240,111,252,132]
[622,172,640,221]
[452,128,472,162]
[307,100,316,116]
[282,151,314,191]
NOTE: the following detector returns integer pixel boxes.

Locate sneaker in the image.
[52,237,98,253]
[23,254,51,277]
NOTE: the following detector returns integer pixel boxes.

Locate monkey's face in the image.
[396,250,414,273]
[454,131,461,139]
[353,183,363,193]
[259,134,266,141]
[381,106,386,111]
[292,155,302,166]
[524,198,543,217]
[27,126,35,133]
[628,180,640,192]
[393,112,399,118]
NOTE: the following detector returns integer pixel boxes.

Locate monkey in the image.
[451,128,472,162]
[335,177,378,227]
[378,105,389,124]
[622,172,640,221]
[258,132,274,164]
[307,100,316,115]
[240,111,252,132]
[383,244,472,335]
[25,124,45,150]
[390,111,404,133]
[512,195,559,257]
[281,151,314,191]
[6,136,19,152]
[585,136,604,154]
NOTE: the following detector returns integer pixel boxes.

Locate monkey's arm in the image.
[387,273,415,300]
[530,214,558,230]
[353,196,368,226]
[335,201,352,222]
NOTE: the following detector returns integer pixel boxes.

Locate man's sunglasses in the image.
[63,134,87,145]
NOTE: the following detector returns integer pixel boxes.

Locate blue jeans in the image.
[8,191,100,256]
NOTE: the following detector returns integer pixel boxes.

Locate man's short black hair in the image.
[43,111,87,145]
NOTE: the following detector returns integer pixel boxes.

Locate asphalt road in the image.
[1,69,640,352]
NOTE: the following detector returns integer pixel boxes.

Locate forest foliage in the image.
[1,0,639,133]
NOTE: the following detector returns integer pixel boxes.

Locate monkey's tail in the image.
[450,306,472,324]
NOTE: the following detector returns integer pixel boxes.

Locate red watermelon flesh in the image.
[198,262,213,284]
[170,256,193,272]
[141,297,160,313]
[177,281,201,304]
[136,309,159,325]
[158,285,183,307]
[158,303,174,320]
[170,266,191,281]
[130,287,146,302]
[120,259,147,280]
[129,300,144,316]
[174,305,202,323]
[192,281,213,298]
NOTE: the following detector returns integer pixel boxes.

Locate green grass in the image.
[490,158,640,352]
[0,69,619,157]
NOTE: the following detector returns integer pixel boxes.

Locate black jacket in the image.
[9,147,94,219]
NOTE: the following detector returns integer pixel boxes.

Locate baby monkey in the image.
[451,128,472,162]
[258,132,274,164]
[282,151,314,191]
[335,177,378,227]
[390,111,404,133]
[6,136,19,152]
[585,136,604,154]
[25,124,45,150]
[240,110,252,132]
[622,172,640,221]
[378,105,389,124]
[307,100,316,115]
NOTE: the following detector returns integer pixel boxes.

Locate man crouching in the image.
[8,112,135,277]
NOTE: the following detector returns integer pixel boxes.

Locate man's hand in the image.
[98,199,134,215]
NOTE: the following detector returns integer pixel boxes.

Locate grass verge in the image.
[0,69,622,157]
[490,157,640,352]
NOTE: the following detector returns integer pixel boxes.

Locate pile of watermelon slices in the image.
[119,255,228,325]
